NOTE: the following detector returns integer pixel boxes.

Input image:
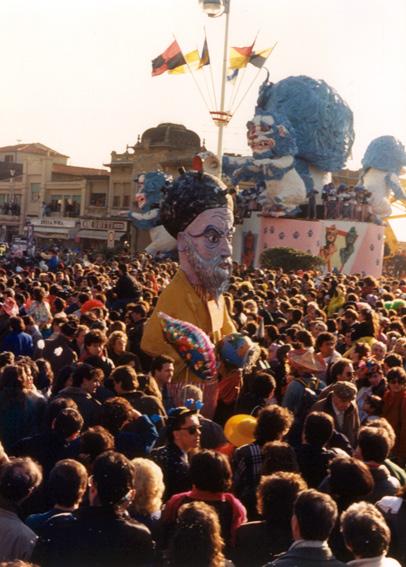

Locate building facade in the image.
[0,143,129,249]
[0,125,203,251]
[106,122,202,252]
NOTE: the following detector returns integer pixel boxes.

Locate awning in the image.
[78,229,126,240]
[35,232,71,240]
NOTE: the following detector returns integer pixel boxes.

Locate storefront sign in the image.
[31,218,77,228]
[80,219,127,231]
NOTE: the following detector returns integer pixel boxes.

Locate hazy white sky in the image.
[1,0,405,173]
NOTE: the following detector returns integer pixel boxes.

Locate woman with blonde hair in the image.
[130,457,164,537]
[107,330,138,367]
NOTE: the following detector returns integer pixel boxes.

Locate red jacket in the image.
[383,389,406,463]
[163,487,246,546]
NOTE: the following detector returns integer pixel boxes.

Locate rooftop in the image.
[0,143,69,158]
[52,163,109,177]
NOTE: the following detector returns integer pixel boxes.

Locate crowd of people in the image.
[0,251,404,566]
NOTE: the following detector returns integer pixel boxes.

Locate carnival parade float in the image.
[224,75,406,276]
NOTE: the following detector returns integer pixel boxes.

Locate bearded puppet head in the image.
[160,171,234,299]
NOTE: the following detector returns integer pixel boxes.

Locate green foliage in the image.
[260,247,324,271]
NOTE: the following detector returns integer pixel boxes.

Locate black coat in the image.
[32,505,154,567]
[233,521,292,567]
[296,443,336,488]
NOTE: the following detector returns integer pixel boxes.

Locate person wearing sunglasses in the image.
[151,406,201,501]
[383,367,406,466]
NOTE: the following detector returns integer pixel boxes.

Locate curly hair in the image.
[254,405,293,445]
[257,471,307,522]
[168,501,225,567]
[131,458,164,516]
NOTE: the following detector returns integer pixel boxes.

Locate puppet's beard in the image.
[183,236,232,300]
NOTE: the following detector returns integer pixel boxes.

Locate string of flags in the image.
[151,36,274,77]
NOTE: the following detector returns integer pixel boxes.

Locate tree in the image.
[260,247,324,271]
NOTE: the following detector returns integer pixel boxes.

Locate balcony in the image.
[0,203,21,217]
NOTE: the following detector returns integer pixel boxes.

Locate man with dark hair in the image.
[233,405,293,518]
[315,332,342,382]
[151,406,200,500]
[236,371,276,416]
[356,426,400,502]
[33,451,154,566]
[56,363,102,427]
[80,330,114,380]
[341,501,400,566]
[296,411,337,488]
[266,489,344,566]
[26,459,88,533]
[0,457,42,562]
[13,408,83,477]
[150,355,175,411]
[321,358,354,390]
[110,365,164,418]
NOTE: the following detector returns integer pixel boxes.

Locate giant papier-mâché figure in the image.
[223,74,354,214]
[141,171,236,415]
[129,171,177,256]
[358,136,406,221]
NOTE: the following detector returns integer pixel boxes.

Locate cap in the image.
[333,381,357,401]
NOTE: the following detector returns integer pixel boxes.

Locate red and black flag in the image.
[152,40,186,76]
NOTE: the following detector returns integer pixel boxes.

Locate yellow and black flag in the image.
[249,47,275,68]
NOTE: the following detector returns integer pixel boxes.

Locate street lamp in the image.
[198,0,227,17]
[199,0,231,177]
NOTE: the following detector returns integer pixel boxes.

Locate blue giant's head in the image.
[129,171,171,230]
[255,75,354,171]
[362,136,406,175]
[246,111,298,160]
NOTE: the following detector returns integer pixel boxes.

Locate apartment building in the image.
[0,123,202,250]
[0,143,129,249]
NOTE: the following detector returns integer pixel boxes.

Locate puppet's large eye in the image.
[205,228,221,244]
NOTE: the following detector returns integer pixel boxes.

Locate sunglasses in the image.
[389,379,405,385]
[177,425,201,435]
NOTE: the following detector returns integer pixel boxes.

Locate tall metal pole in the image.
[217,0,230,178]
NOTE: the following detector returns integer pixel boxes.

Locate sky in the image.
[0,0,405,171]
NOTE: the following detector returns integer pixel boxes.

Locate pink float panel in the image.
[259,218,322,256]
[235,216,384,276]
[319,220,384,277]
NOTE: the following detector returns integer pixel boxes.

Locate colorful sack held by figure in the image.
[158,312,217,382]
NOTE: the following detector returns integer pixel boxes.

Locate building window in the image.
[30,183,41,202]
[4,155,14,163]
[113,195,121,208]
[89,193,106,207]
[122,195,130,208]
